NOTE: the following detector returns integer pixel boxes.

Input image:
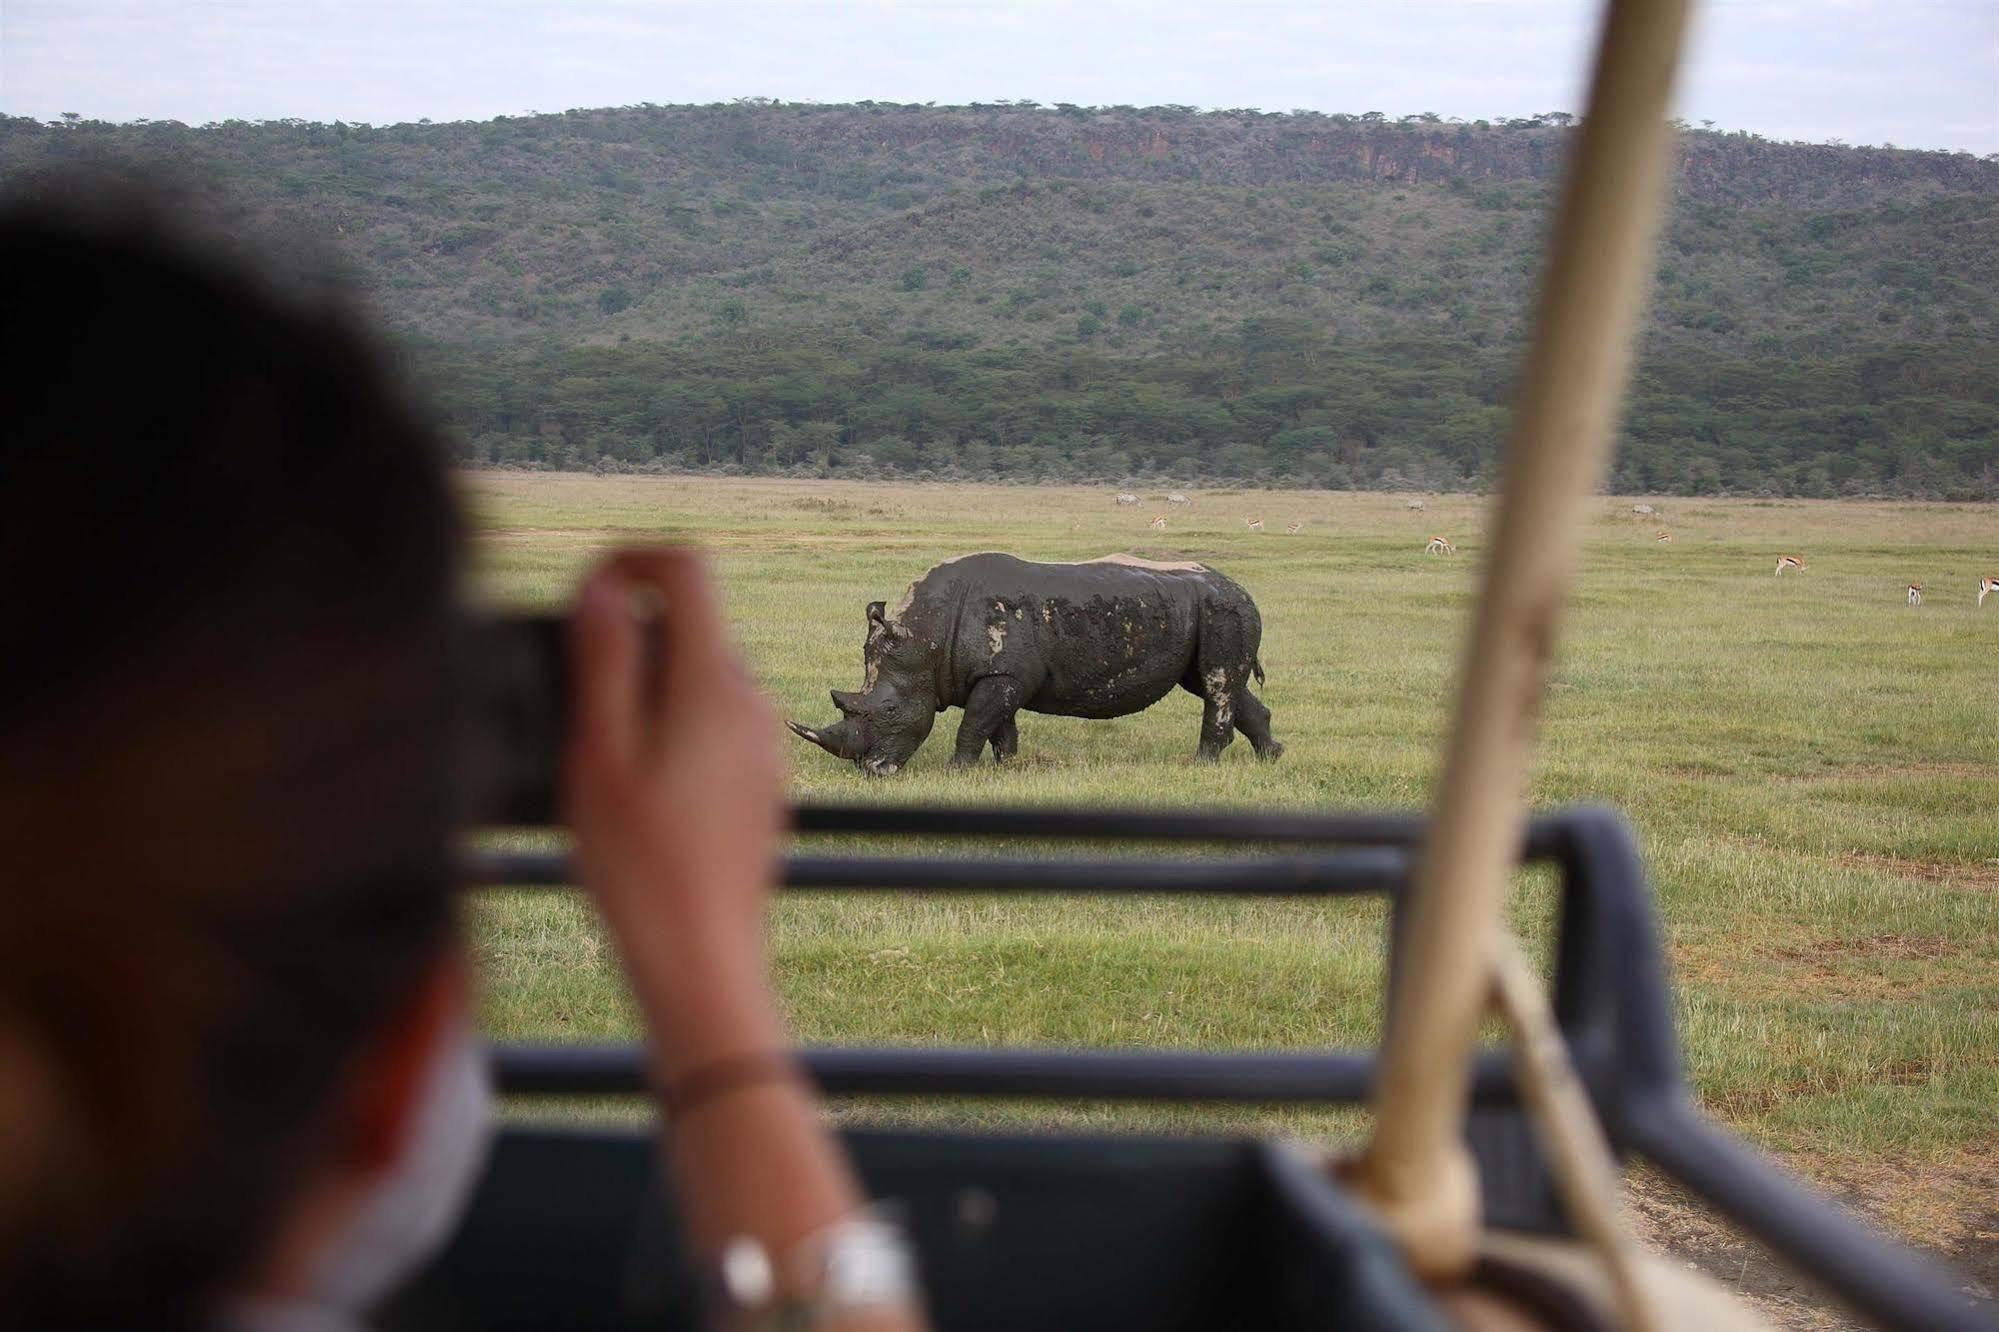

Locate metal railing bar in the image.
[797,804,1574,861]
[487,803,1576,857]
[491,1043,1525,1106]
[790,803,1438,847]
[470,849,1413,895]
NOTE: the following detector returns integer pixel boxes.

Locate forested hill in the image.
[4,103,1996,496]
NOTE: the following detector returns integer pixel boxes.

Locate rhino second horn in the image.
[831,688,866,716]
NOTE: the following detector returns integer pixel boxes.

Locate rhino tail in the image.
[1252,656,1265,686]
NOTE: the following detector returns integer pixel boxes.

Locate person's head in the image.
[0,193,471,1328]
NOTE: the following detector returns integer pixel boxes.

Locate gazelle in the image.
[1285,522,1302,535]
[1426,535,1457,556]
[1775,554,1806,575]
[1244,515,1264,532]
[1980,576,1998,607]
[1149,514,1167,531]
[1655,530,1672,543]
[1907,583,1923,607]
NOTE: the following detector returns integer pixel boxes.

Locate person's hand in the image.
[563,548,787,1074]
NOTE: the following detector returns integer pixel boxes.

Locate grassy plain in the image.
[463,471,1996,1287]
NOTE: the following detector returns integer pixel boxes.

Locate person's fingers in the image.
[567,564,643,774]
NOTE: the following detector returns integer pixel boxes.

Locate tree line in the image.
[424,323,1997,498]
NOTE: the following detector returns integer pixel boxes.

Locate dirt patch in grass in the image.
[1675,931,1969,1003]
[787,498,896,518]
[733,532,939,548]
[1804,761,1996,783]
[1735,932,1968,1002]
[1698,1057,1940,1121]
[1841,851,1999,894]
[1626,1156,1999,1330]
[1657,759,1742,779]
[1700,1083,1788,1118]
[1669,940,1743,990]
[1657,756,1994,795]
[1759,932,1961,964]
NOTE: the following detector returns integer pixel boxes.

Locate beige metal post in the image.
[1351,0,1695,1278]
[1492,933,1659,1332]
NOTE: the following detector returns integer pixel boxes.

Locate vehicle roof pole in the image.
[1350,0,1695,1279]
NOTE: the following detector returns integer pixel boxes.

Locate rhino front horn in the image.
[787,716,862,760]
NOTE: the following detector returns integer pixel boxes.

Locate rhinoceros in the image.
[787,553,1282,773]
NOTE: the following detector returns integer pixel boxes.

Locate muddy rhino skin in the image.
[787,553,1282,773]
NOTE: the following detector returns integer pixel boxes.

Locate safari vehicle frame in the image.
[403,804,1987,1331]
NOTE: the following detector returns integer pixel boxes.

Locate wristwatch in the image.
[707,1208,921,1329]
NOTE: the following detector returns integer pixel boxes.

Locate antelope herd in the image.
[1748,554,1995,607]
[1743,561,1989,605]
[1763,557,1995,607]
[1900,578,1998,608]
[1096,492,1990,607]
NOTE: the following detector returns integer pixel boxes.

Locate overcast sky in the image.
[4,1,1994,154]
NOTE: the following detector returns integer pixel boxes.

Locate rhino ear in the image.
[866,601,887,626]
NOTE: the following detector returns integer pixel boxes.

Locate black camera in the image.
[465,613,571,826]
[465,609,664,825]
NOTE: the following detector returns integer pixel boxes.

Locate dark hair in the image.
[0,194,465,1328]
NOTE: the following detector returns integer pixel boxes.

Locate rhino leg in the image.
[954,676,1023,765]
[1194,666,1237,762]
[1231,686,1283,761]
[989,715,1019,762]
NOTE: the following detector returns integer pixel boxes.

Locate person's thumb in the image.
[609,547,732,719]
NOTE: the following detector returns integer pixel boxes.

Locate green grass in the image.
[465,473,1999,1186]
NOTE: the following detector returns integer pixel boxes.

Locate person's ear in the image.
[337,953,467,1178]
